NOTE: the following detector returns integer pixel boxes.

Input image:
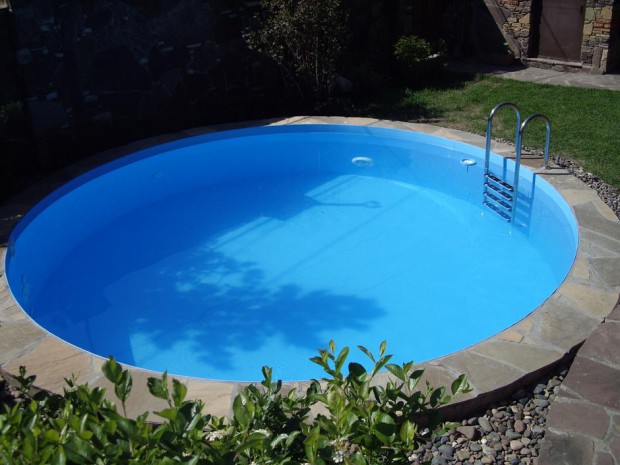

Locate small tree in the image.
[244,0,347,111]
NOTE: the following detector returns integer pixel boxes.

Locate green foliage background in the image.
[244,0,347,111]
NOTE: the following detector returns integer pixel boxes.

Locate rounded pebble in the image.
[510,439,524,451]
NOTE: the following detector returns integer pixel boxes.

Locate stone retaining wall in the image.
[9,0,280,169]
[583,2,615,72]
[485,0,618,73]
[486,0,532,59]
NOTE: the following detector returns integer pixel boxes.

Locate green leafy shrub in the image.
[0,342,471,464]
[393,35,447,87]
[244,0,348,111]
[393,36,434,67]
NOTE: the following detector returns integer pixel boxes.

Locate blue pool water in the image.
[6,125,578,381]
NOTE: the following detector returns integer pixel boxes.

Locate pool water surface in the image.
[6,125,578,381]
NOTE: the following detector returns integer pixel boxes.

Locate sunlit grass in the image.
[345,74,620,188]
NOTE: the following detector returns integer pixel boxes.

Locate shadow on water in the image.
[127,263,381,373]
[35,172,387,377]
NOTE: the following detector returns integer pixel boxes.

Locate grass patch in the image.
[343,73,620,189]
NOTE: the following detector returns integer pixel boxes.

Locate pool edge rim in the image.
[1,115,618,420]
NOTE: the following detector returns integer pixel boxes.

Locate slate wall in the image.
[8,0,286,175]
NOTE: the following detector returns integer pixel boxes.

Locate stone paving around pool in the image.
[1,117,619,461]
[538,302,620,465]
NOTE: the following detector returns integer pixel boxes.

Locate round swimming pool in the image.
[6,124,578,381]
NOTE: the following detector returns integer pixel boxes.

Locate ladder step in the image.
[484,173,514,192]
[515,197,533,207]
[484,191,513,211]
[483,201,511,221]
[484,182,513,201]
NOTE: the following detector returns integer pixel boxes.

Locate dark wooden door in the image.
[537,0,585,61]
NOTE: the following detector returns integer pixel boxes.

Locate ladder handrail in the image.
[516,113,552,169]
[512,113,551,222]
[483,103,551,225]
[485,102,522,174]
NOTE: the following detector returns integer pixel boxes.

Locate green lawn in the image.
[344,73,620,189]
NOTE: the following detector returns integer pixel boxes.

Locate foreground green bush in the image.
[0,342,471,464]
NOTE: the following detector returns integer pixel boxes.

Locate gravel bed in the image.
[555,157,620,219]
[411,364,569,465]
[496,141,620,220]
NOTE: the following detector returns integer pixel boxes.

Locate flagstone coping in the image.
[1,116,618,421]
[538,304,620,465]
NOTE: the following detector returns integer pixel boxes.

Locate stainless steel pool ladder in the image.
[483,103,552,223]
[483,102,521,222]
